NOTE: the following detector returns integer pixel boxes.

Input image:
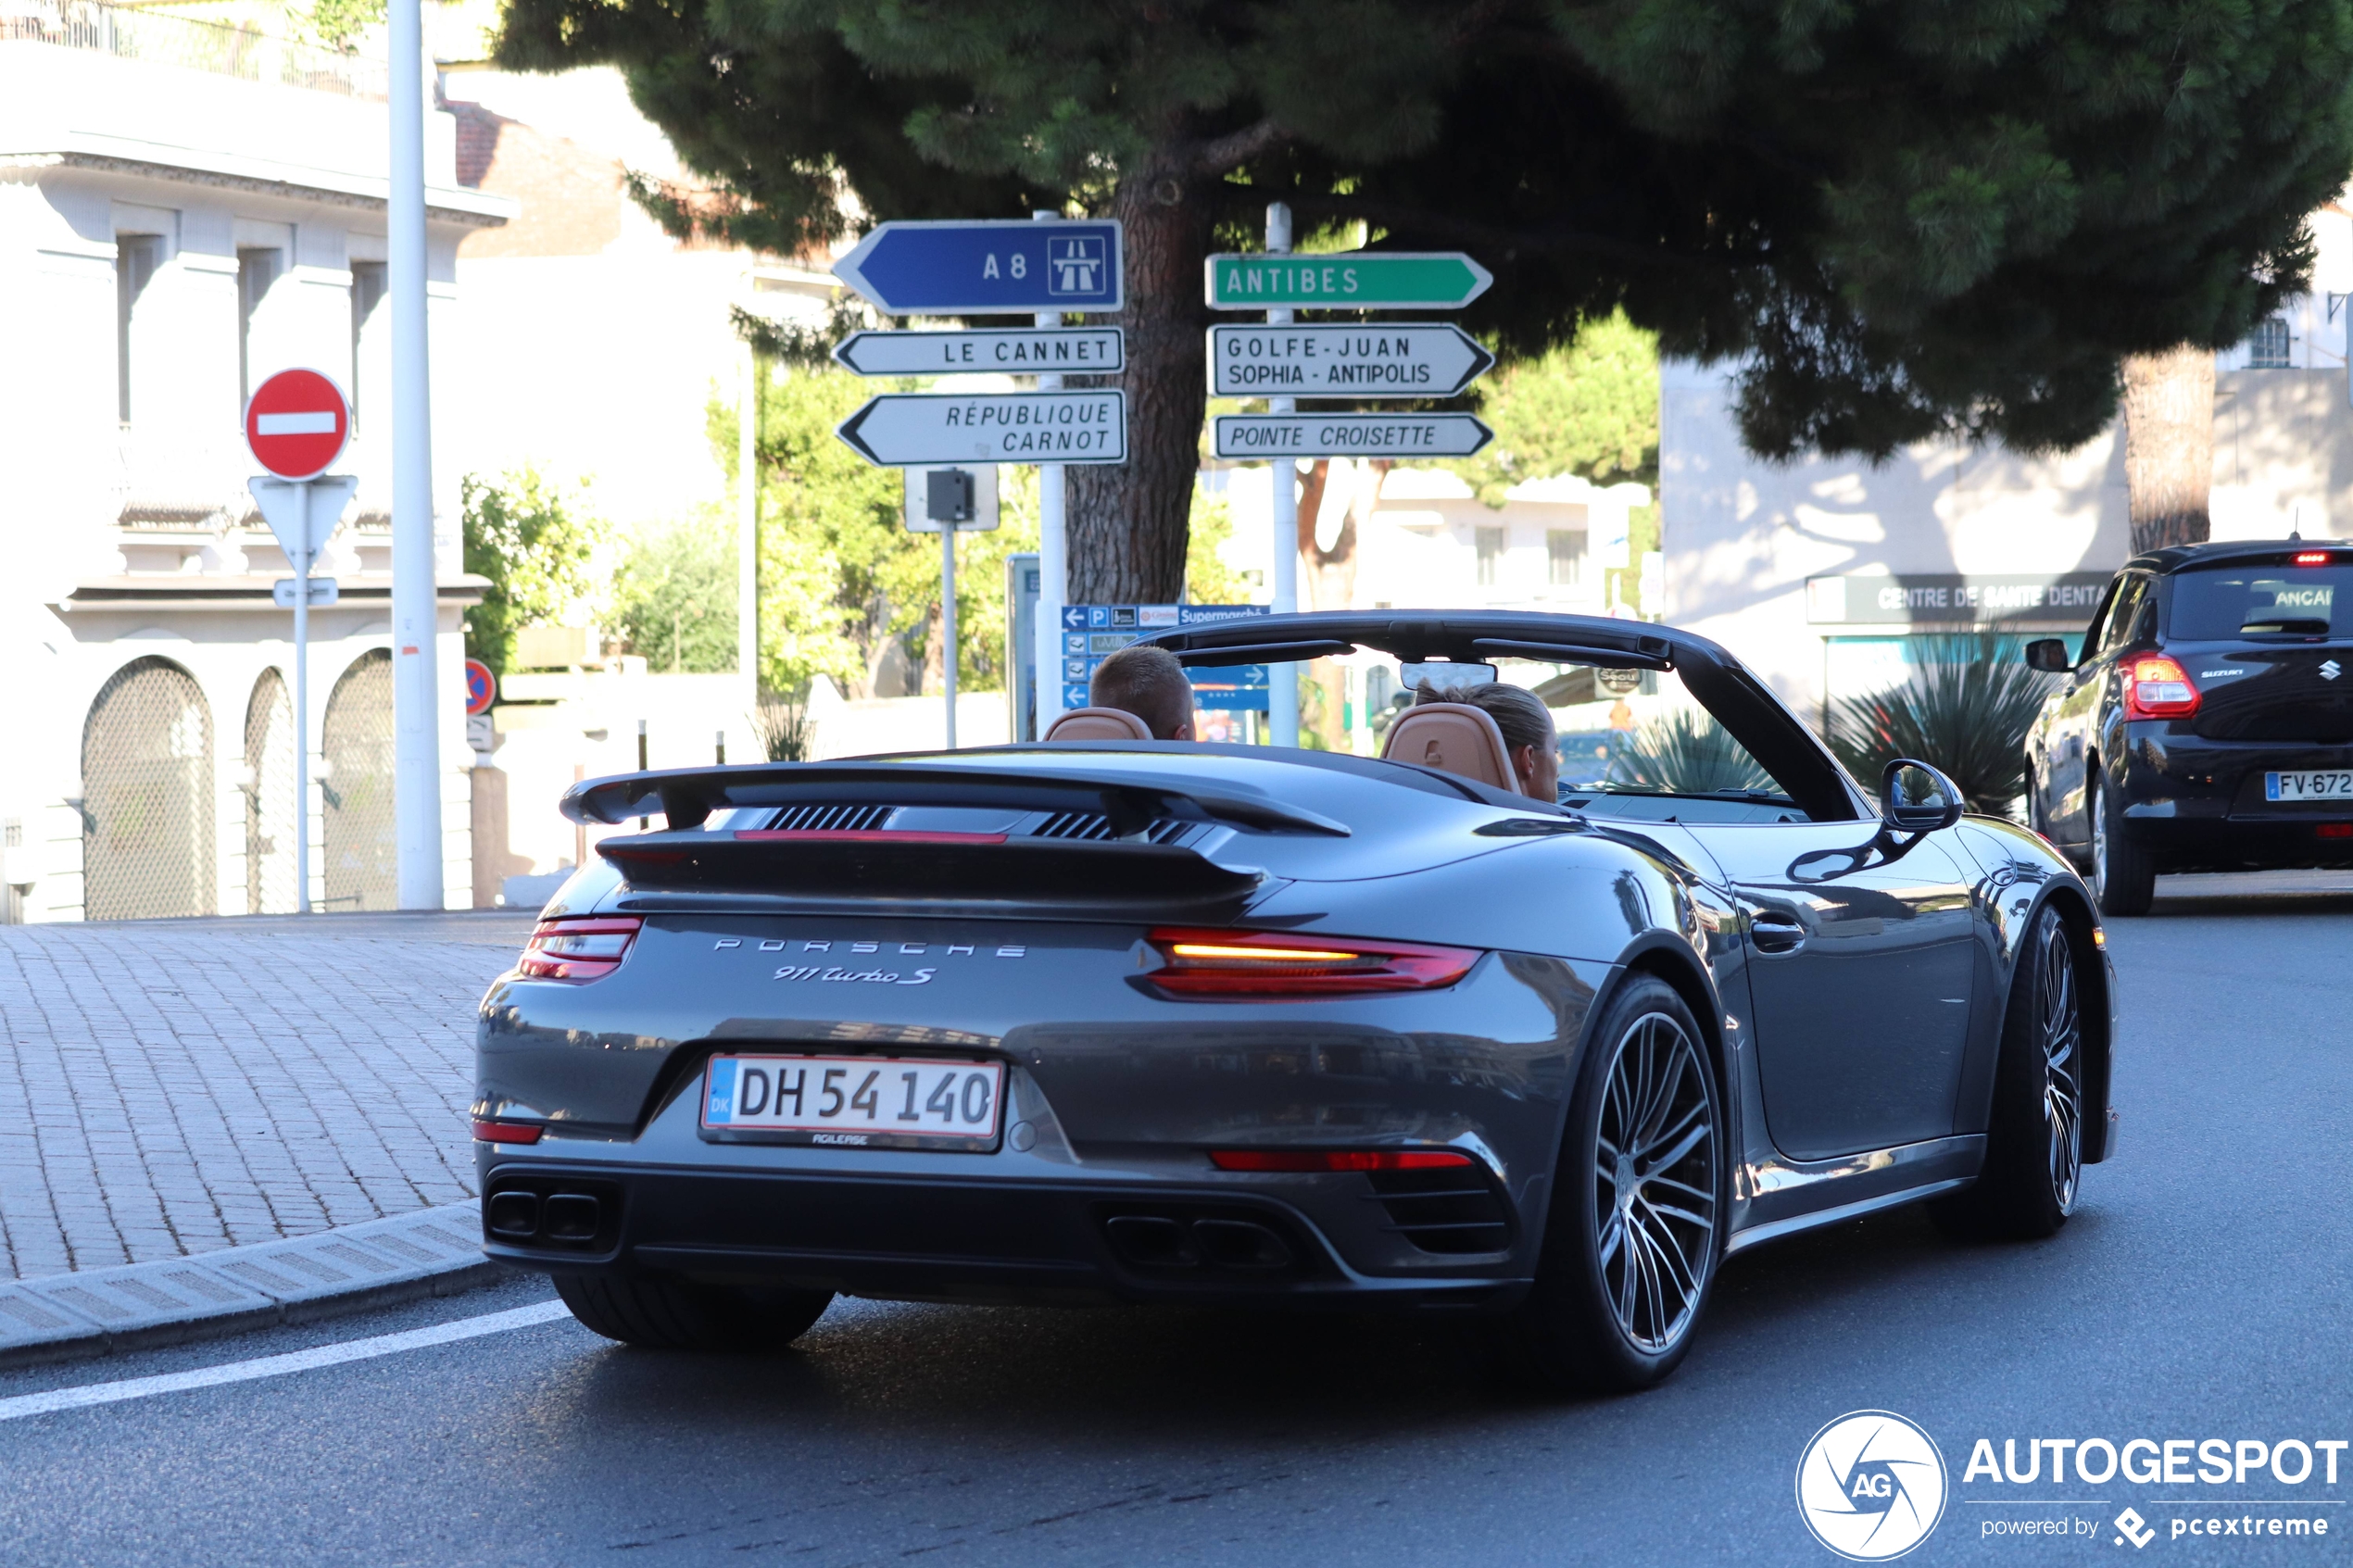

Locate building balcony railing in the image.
[0,0,386,99]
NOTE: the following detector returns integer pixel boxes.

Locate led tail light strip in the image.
[1144,927,1479,997]
[518,916,643,981]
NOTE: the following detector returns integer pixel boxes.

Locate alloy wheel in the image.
[1592,1010,1718,1352]
[2037,912,2083,1212]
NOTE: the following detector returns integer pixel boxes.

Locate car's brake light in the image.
[472,1120,544,1144]
[2295,551,2332,565]
[2124,656,2200,720]
[1209,1148,1475,1172]
[2319,823,2353,839]
[1143,928,1479,997]
[518,916,642,980]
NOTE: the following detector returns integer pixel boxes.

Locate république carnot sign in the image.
[837,391,1128,466]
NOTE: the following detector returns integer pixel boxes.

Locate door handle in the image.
[1749,912,1806,954]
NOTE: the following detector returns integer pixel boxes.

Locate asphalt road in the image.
[3,886,2349,1567]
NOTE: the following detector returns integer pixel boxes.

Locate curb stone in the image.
[0,1200,503,1371]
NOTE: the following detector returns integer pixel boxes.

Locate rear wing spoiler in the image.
[560,761,1351,838]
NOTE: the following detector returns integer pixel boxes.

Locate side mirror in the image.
[1881,759,1965,833]
[2024,638,2070,672]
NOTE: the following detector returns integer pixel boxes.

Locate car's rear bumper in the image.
[478,1160,1532,1311]
[2119,731,2353,870]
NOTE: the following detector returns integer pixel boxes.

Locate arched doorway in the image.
[243,669,297,914]
[321,647,396,910]
[81,656,215,921]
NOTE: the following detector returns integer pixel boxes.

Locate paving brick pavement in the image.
[0,911,536,1283]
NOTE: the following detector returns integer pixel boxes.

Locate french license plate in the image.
[698,1054,1004,1149]
[2266,771,2353,801]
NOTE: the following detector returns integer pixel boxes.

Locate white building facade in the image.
[1662,195,2353,726]
[0,4,508,921]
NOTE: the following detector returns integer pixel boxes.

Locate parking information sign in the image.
[1060,604,1272,713]
[832,220,1124,315]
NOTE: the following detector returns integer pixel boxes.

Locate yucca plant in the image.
[1609,706,1780,795]
[749,693,812,763]
[1825,633,2059,816]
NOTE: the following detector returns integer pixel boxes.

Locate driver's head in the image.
[1416,680,1557,800]
[1088,644,1196,740]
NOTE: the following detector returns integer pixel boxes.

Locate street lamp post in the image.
[388,0,442,908]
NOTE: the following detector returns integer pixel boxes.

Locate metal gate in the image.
[81,656,215,921]
[242,669,298,914]
[321,647,395,910]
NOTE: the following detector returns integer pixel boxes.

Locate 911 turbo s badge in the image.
[711,936,1026,986]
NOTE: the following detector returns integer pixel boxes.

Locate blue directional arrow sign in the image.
[833,220,1124,315]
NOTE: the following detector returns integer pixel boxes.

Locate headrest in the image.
[1380,702,1516,791]
[1043,707,1155,742]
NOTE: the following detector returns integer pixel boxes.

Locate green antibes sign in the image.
[1204,251,1492,309]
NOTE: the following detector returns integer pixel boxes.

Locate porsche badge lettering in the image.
[709,936,1026,985]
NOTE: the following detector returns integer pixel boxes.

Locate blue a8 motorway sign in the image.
[833,220,1124,315]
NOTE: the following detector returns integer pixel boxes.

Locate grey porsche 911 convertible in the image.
[472,610,2115,1392]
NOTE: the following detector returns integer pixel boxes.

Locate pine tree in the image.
[497,0,2353,599]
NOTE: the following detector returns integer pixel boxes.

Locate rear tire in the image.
[554,1273,834,1351]
[1931,904,2085,1241]
[1505,975,1726,1394]
[2090,771,2155,916]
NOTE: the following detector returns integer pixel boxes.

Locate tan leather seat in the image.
[1380,701,1516,791]
[1044,707,1155,742]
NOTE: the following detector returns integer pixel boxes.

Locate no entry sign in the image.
[244,368,350,480]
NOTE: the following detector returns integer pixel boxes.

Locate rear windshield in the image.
[2170,565,2353,639]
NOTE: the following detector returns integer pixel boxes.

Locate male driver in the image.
[1088,643,1197,740]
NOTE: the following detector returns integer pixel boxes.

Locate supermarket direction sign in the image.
[1212,412,1493,459]
[837,391,1127,467]
[1205,251,1491,310]
[1059,604,1272,713]
[1208,323,1494,397]
[833,220,1123,315]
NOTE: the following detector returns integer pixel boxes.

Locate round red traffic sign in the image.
[244,368,350,480]
[464,659,497,717]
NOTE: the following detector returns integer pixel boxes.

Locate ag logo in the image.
[1795,1411,1948,1561]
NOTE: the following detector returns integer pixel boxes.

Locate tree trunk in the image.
[2120,345,2216,556]
[1064,162,1213,605]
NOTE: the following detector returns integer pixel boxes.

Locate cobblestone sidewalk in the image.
[0,912,534,1282]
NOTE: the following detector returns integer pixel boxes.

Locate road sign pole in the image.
[941,524,959,749]
[1265,202,1301,750]
[389,0,441,910]
[738,339,760,708]
[1033,211,1068,734]
[293,480,312,914]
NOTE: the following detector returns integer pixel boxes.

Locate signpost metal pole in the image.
[941,524,959,749]
[1265,202,1301,749]
[1033,210,1068,736]
[738,339,760,706]
[293,480,312,914]
[388,0,441,909]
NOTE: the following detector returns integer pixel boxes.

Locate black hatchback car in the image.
[2023,539,2353,913]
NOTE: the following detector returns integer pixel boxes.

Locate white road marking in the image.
[0,1298,574,1424]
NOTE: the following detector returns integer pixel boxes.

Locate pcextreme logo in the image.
[1797,1411,1951,1561]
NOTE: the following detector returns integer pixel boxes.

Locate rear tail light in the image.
[2295,551,2332,565]
[2319,824,2353,839]
[1143,928,1480,997]
[472,1120,544,1144]
[1209,1148,1475,1172]
[2123,656,2200,720]
[518,916,642,980]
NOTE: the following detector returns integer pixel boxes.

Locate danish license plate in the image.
[698,1054,1004,1149]
[2266,770,2353,801]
